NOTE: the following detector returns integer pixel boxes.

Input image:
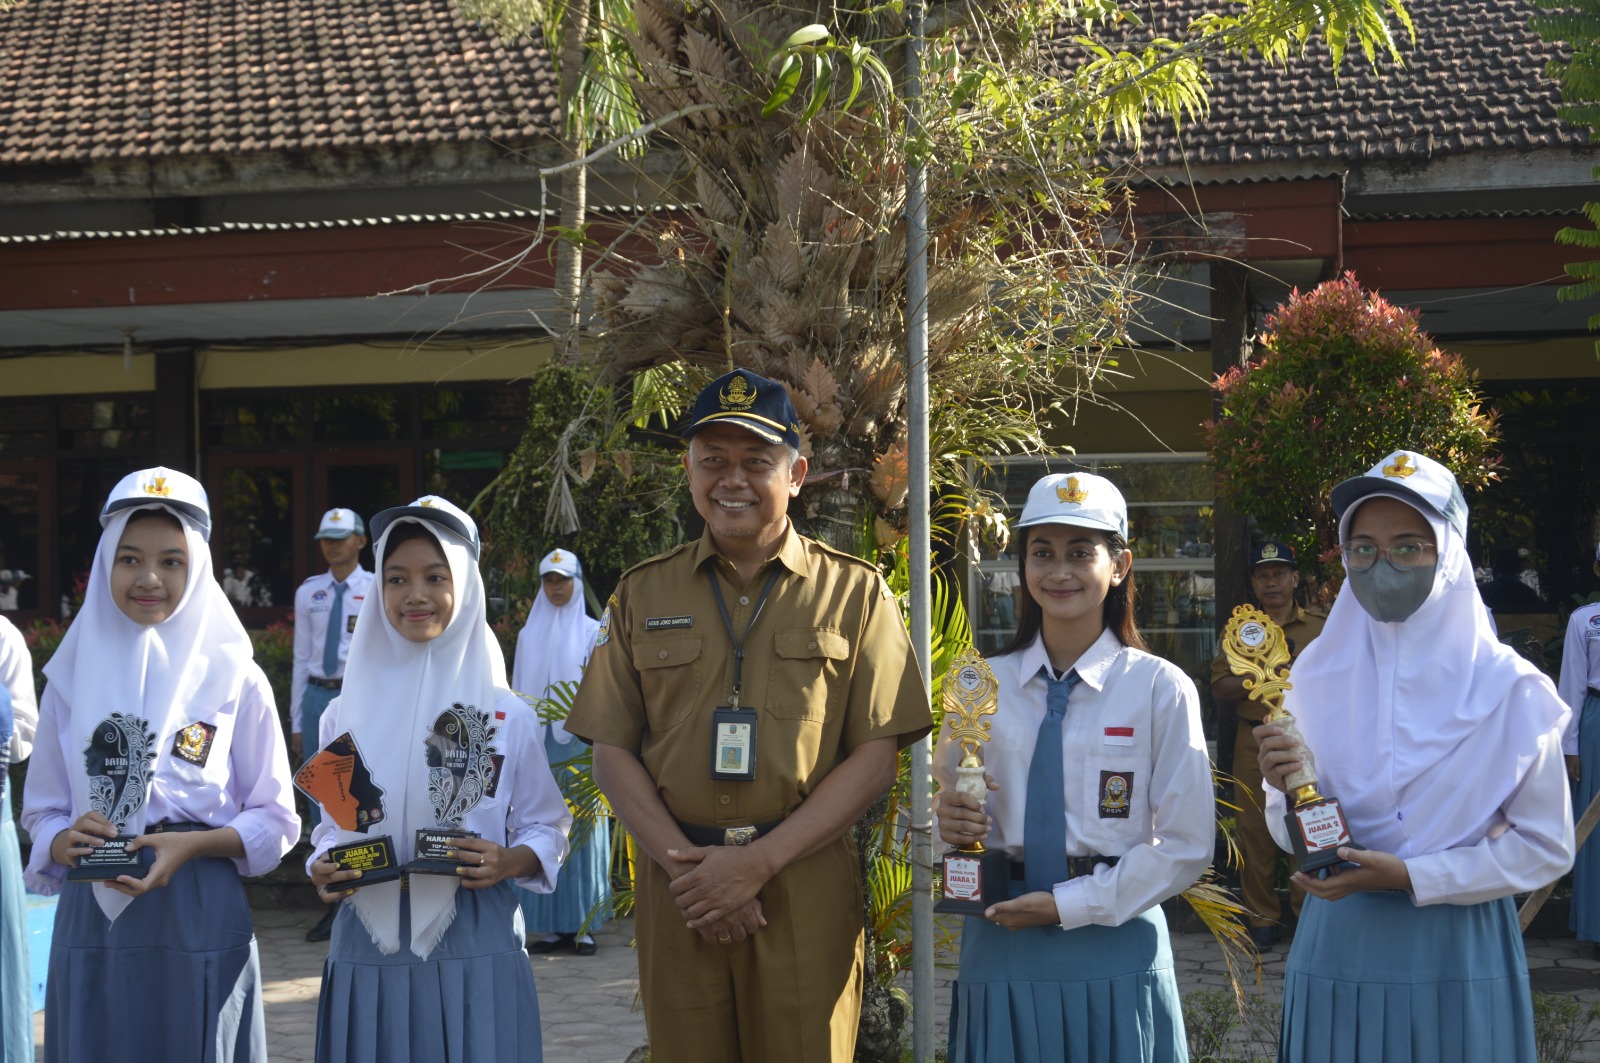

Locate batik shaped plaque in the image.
[407,703,497,875]
[294,731,400,887]
[69,714,157,880]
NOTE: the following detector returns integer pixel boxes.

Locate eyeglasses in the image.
[1339,540,1436,572]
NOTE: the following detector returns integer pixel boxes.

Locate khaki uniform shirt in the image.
[566,525,931,827]
[1210,604,1327,723]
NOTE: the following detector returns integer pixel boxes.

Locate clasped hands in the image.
[665,844,770,945]
[935,779,1061,931]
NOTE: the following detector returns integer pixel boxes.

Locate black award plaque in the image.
[69,714,157,881]
[407,704,496,875]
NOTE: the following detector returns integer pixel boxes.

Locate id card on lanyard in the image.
[707,566,782,782]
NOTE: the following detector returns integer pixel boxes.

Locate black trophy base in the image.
[1287,797,1362,874]
[405,828,481,876]
[329,835,403,889]
[935,848,1009,916]
[68,836,148,881]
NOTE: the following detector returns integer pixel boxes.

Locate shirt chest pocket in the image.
[161,713,236,792]
[766,628,849,722]
[634,635,704,733]
[1078,740,1151,847]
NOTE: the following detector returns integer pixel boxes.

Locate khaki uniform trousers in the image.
[635,833,865,1063]
[1233,718,1305,928]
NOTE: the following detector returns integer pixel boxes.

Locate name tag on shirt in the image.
[645,615,694,631]
[1104,726,1135,746]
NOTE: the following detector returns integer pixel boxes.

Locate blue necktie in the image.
[321,582,347,678]
[1023,666,1079,893]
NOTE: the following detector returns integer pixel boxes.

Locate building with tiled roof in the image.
[0,0,1597,640]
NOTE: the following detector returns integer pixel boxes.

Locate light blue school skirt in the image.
[315,880,542,1063]
[949,883,1186,1063]
[1279,892,1535,1063]
[44,847,266,1063]
[518,733,611,937]
[1571,692,1600,941]
[1,789,32,1063]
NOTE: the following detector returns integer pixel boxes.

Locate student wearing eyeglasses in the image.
[1257,451,1574,1063]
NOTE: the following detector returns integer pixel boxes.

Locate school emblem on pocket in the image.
[172,721,216,766]
[1098,770,1133,819]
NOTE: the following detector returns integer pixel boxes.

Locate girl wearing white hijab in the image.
[308,496,569,1063]
[513,548,608,956]
[1258,451,1574,1063]
[21,467,299,1063]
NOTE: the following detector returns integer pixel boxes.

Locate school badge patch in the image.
[595,596,617,648]
[1098,770,1133,819]
[172,721,217,766]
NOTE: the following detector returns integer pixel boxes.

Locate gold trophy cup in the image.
[935,648,1010,914]
[1222,605,1359,873]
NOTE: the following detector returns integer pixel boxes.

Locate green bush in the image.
[1207,274,1499,579]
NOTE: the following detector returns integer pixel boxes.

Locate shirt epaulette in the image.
[806,536,883,574]
[617,541,697,582]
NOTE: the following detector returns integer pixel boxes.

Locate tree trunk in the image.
[1209,259,1252,778]
[555,0,592,365]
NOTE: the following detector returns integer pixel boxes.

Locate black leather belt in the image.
[1009,855,1119,881]
[1589,686,1600,701]
[145,821,207,834]
[675,818,783,847]
[308,676,342,690]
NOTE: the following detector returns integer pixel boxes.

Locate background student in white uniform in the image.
[0,612,38,1063]
[22,467,299,1063]
[292,507,371,942]
[307,496,570,1063]
[1259,450,1574,1063]
[513,548,609,956]
[935,472,1212,1063]
[1560,542,1600,956]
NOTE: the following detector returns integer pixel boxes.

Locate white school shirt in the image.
[305,688,570,896]
[1559,602,1600,753]
[290,566,373,734]
[0,616,37,763]
[933,627,1213,931]
[22,663,300,894]
[1264,673,1573,906]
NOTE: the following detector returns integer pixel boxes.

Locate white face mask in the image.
[1346,559,1436,623]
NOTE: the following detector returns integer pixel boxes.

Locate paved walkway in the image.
[30,903,1600,1061]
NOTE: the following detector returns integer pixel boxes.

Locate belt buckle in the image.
[723,826,757,847]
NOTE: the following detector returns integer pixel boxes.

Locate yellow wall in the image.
[0,352,157,395]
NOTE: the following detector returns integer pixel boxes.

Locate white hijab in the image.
[1285,489,1566,858]
[512,552,599,744]
[331,510,507,959]
[46,502,254,922]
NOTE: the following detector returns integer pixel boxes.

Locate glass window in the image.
[422,449,506,515]
[57,399,152,451]
[0,403,51,458]
[421,388,526,444]
[204,394,307,447]
[213,464,299,611]
[0,467,40,612]
[313,394,408,442]
[56,459,132,615]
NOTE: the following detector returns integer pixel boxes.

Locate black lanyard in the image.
[707,566,783,709]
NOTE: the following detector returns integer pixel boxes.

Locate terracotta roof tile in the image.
[1075,0,1593,171]
[0,0,559,166]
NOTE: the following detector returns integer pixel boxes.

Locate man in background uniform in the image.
[566,369,931,1063]
[1209,540,1325,950]
[291,507,370,942]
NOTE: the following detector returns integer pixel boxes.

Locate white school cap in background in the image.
[314,508,366,540]
[539,550,580,577]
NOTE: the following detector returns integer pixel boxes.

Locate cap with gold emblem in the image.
[369,495,480,559]
[100,466,212,541]
[1251,541,1296,568]
[314,508,366,540]
[682,369,802,449]
[1014,472,1128,538]
[539,549,580,578]
[1330,449,1468,539]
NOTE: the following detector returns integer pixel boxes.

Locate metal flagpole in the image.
[904,3,934,1059]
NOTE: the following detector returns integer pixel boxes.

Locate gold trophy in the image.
[1222,605,1360,873]
[935,648,1009,914]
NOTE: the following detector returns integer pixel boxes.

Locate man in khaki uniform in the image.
[565,368,931,1063]
[1210,540,1326,950]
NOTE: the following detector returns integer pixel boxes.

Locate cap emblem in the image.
[551,552,564,563]
[1261,542,1279,559]
[419,499,436,508]
[1383,454,1417,479]
[1056,476,1088,504]
[329,511,344,522]
[142,477,171,497]
[719,375,758,410]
